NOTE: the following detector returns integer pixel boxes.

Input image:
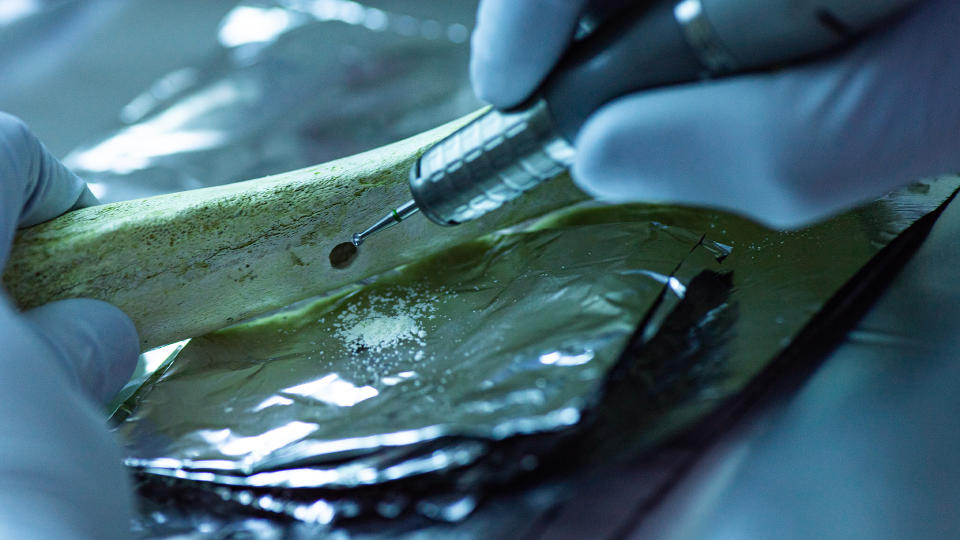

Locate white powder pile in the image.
[336,313,424,352]
[330,287,441,357]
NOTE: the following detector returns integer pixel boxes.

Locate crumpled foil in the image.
[64,0,481,203]
[117,178,960,537]
[38,1,957,537]
[119,218,722,476]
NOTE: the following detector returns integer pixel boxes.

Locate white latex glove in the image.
[0,113,139,538]
[471,0,958,228]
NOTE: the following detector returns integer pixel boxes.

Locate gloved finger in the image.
[71,185,100,210]
[22,298,139,404]
[572,78,830,228]
[0,113,89,257]
[0,300,134,538]
[471,0,590,108]
[573,0,958,229]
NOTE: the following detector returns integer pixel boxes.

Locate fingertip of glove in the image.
[470,0,591,109]
[0,111,30,139]
[469,45,536,109]
[78,297,140,361]
[571,102,659,201]
[0,112,87,228]
[24,299,140,404]
[70,186,100,210]
[0,113,39,174]
[572,98,842,229]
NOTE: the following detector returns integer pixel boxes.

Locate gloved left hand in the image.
[0,113,139,539]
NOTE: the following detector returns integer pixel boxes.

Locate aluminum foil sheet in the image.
[119,217,720,477]
[18,2,955,536]
[62,0,482,203]
[117,178,960,537]
[14,1,957,538]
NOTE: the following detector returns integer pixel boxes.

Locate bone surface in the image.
[3,111,586,349]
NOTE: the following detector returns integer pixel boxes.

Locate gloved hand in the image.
[471,0,958,228]
[0,113,139,538]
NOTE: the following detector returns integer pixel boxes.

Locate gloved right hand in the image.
[471,0,959,229]
[0,112,140,539]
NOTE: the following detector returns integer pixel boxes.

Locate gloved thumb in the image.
[23,299,139,404]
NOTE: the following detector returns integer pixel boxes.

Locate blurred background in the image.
[0,0,482,202]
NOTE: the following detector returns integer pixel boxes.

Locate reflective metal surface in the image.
[674,0,739,74]
[410,99,575,225]
[119,214,712,479]
[58,0,482,203]
[352,199,420,248]
[117,178,959,536]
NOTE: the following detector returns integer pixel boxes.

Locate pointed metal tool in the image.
[351,200,419,247]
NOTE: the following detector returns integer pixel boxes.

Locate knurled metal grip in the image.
[409,99,576,225]
[673,0,740,75]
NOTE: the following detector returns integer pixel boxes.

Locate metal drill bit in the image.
[352,200,419,247]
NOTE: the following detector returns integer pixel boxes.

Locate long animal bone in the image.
[3,112,587,349]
